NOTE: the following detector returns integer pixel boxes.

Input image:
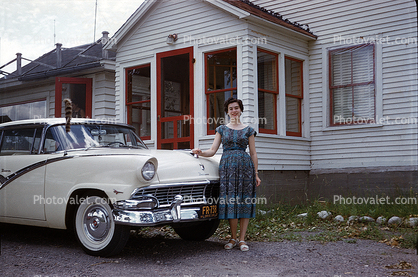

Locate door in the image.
[157,47,194,150]
[55,77,92,118]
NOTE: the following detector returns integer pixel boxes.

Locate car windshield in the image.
[44,124,146,153]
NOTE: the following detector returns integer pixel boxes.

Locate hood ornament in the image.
[199,164,205,171]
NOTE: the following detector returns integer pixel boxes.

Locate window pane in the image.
[285,57,303,136]
[127,65,151,138]
[258,91,276,130]
[0,100,46,122]
[128,66,151,103]
[208,90,236,131]
[129,103,151,138]
[0,128,36,155]
[353,84,375,119]
[257,51,277,91]
[333,87,353,123]
[61,83,86,118]
[285,58,302,97]
[286,97,300,133]
[206,49,237,92]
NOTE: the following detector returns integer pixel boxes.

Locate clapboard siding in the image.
[252,0,417,170]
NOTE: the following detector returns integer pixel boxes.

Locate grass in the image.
[213,198,418,249]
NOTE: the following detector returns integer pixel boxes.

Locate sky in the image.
[0,0,145,74]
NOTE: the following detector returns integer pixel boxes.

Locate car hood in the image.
[77,147,219,184]
[147,149,220,184]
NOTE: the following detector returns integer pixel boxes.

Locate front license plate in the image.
[199,204,218,219]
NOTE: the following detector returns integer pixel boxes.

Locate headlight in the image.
[142,161,155,181]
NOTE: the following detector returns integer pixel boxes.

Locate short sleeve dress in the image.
[215,125,257,219]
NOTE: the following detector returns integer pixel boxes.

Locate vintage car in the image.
[0,118,220,256]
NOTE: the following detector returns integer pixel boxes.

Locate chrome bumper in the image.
[112,194,206,226]
[112,206,201,226]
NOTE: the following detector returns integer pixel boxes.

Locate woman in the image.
[192,97,261,251]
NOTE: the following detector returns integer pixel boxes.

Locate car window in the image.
[0,128,42,155]
[43,124,146,152]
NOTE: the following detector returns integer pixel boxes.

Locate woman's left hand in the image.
[256,175,261,187]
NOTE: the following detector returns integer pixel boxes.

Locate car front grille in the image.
[131,181,219,207]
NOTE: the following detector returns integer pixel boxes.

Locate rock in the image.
[297,213,308,218]
[348,216,359,223]
[407,217,418,227]
[388,216,402,225]
[376,216,387,225]
[258,210,266,215]
[359,216,375,223]
[334,215,344,222]
[317,211,331,219]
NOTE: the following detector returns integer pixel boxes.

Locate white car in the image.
[0,118,220,256]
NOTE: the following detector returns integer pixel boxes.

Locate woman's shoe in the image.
[224,239,237,250]
[239,241,249,252]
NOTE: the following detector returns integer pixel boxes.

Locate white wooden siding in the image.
[254,0,418,171]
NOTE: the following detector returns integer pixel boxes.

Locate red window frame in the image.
[257,48,278,134]
[329,44,375,126]
[125,64,151,141]
[55,77,92,118]
[285,56,303,137]
[205,47,237,135]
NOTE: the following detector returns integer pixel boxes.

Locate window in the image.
[126,65,151,140]
[0,128,42,155]
[205,48,237,134]
[329,44,375,125]
[0,99,46,123]
[285,57,303,137]
[257,49,278,134]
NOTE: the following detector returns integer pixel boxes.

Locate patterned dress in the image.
[216,125,257,219]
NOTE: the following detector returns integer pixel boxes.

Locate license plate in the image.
[199,204,218,219]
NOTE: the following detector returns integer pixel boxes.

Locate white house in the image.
[104,0,417,203]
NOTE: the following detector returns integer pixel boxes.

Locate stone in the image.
[407,217,418,227]
[376,216,387,225]
[359,216,375,223]
[334,215,344,222]
[348,216,359,223]
[388,216,402,225]
[258,210,267,215]
[317,211,331,219]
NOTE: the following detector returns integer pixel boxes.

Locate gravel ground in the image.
[0,223,417,277]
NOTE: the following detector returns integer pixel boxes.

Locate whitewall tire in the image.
[74,195,130,256]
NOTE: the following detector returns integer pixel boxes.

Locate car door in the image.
[0,127,47,221]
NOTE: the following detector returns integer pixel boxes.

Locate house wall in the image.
[254,0,418,200]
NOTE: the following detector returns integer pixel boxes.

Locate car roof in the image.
[0,118,134,129]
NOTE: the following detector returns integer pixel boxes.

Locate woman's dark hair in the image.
[224,97,244,113]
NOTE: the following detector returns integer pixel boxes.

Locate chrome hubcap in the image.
[83,205,110,242]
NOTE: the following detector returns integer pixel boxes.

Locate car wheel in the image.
[173,219,220,241]
[74,195,130,257]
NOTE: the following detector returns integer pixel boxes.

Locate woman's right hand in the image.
[191,148,202,156]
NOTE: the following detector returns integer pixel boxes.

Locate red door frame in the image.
[156,47,194,149]
[55,77,92,118]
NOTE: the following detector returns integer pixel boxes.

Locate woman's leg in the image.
[229,219,238,239]
[239,218,249,241]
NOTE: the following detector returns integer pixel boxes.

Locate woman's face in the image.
[227,102,241,119]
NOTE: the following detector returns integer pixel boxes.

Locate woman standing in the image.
[192,97,261,251]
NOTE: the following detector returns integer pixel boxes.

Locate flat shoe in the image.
[239,241,249,252]
[224,239,237,250]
